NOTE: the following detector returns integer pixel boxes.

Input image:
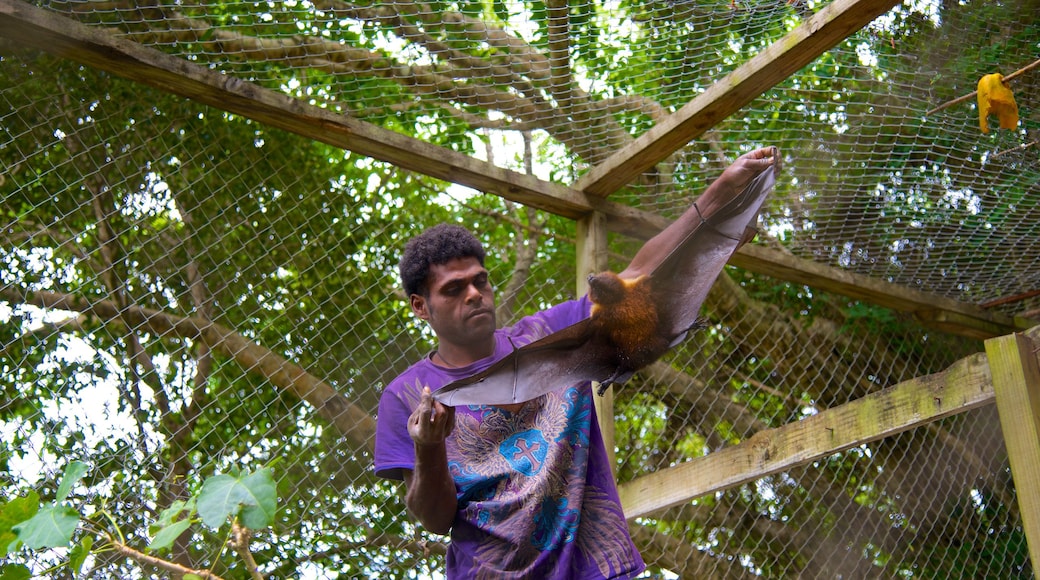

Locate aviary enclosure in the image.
[1,0,1038,576]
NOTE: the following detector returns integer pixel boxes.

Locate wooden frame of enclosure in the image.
[3,0,1039,574]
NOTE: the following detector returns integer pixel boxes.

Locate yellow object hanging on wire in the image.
[977,73,1018,133]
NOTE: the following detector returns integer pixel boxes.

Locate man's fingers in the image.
[744,146,780,170]
[413,386,454,437]
[410,387,434,430]
[421,386,441,423]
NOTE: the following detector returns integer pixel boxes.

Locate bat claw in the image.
[596,367,625,396]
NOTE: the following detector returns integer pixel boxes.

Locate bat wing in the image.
[432,320,623,406]
[650,156,778,341]
[433,151,779,407]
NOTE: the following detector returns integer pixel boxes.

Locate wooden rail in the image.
[620,345,995,519]
[574,0,903,197]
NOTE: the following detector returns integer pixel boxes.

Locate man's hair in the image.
[399,223,486,297]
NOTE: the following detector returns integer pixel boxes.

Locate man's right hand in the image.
[408,386,455,446]
[403,386,458,535]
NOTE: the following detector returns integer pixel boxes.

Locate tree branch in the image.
[55,0,636,164]
[926,55,1040,116]
[0,285,377,449]
[230,522,264,580]
[108,537,226,580]
[496,131,544,324]
[80,127,153,447]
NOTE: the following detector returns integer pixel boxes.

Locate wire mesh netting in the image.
[2,0,1038,576]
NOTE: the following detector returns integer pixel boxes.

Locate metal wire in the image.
[2,0,1037,576]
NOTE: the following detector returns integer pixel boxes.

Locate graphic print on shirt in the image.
[446,386,634,578]
[576,485,637,577]
[499,428,549,476]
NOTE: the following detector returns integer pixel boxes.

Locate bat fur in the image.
[587,272,674,395]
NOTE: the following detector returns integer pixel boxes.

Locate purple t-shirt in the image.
[374,296,644,579]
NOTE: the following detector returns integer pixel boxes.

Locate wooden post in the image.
[985,332,1040,578]
[576,212,614,473]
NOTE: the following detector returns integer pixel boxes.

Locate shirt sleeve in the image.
[508,295,592,341]
[373,376,421,481]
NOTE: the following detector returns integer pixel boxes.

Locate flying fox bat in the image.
[434,148,780,407]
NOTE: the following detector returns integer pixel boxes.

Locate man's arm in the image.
[402,386,457,535]
[619,146,778,280]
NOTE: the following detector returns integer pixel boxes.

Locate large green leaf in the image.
[237,468,277,531]
[0,492,39,555]
[55,461,90,503]
[196,468,277,530]
[11,505,79,550]
[0,564,31,580]
[148,519,192,553]
[69,535,93,576]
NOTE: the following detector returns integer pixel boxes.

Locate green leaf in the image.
[0,533,16,556]
[0,492,40,555]
[197,474,250,529]
[237,468,277,530]
[183,575,203,580]
[12,505,79,549]
[55,461,90,503]
[69,535,93,576]
[0,563,31,580]
[151,498,195,532]
[196,467,276,530]
[147,518,192,553]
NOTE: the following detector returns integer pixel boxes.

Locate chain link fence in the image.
[2,0,1038,576]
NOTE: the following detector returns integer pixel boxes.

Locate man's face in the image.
[410,257,497,353]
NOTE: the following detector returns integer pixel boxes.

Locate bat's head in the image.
[587,271,636,306]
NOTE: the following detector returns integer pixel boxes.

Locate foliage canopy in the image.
[1,0,1037,576]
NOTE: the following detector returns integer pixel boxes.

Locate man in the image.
[374,147,777,578]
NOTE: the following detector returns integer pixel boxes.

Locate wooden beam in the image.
[619,347,995,519]
[603,212,1029,339]
[731,243,1030,340]
[573,0,902,197]
[0,0,596,220]
[985,332,1040,579]
[1,0,1030,341]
